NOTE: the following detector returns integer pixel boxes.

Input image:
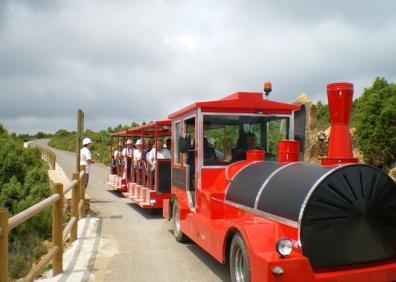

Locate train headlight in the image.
[275,238,293,257]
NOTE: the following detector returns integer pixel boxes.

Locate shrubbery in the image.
[0,124,51,278]
[355,77,396,168]
[49,123,140,165]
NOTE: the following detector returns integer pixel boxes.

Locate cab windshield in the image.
[203,114,290,166]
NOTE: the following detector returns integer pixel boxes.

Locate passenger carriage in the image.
[107,130,134,191]
[125,120,172,209]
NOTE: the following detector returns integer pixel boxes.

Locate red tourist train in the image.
[106,82,396,282]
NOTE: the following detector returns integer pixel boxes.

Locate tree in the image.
[316,101,330,131]
[0,127,52,278]
[355,77,396,168]
[35,131,45,139]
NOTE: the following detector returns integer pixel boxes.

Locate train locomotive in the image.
[107,82,396,282]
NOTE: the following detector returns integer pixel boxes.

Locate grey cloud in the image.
[1,0,396,133]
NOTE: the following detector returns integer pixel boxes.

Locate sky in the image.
[1,0,396,134]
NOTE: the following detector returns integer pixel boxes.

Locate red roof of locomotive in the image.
[168,92,300,119]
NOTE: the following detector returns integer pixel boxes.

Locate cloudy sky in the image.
[1,0,396,133]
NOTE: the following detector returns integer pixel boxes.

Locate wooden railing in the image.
[0,148,87,282]
[37,145,57,170]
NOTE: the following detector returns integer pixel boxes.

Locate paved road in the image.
[36,140,230,282]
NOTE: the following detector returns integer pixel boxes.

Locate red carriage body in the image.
[107,129,134,191]
[106,120,172,209]
[126,120,172,209]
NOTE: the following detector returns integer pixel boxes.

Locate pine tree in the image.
[355,77,396,168]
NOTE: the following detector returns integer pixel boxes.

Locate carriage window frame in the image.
[173,121,181,166]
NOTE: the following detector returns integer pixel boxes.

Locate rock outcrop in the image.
[294,92,363,163]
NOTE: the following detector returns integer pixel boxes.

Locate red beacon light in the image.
[264,81,272,97]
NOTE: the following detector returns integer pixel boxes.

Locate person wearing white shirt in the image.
[114,142,123,158]
[133,139,144,184]
[147,139,170,187]
[133,139,143,162]
[80,137,95,188]
[122,139,134,179]
[147,139,171,171]
[113,142,123,174]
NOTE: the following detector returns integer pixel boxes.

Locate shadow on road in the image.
[186,245,231,282]
[90,200,114,204]
[126,203,163,220]
[107,190,127,198]
[166,229,231,281]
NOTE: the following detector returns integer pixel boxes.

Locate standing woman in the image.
[81,137,95,189]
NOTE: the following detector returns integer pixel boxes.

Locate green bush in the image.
[0,124,52,278]
[49,123,140,165]
[355,77,396,168]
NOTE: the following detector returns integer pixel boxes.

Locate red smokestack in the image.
[321,82,359,166]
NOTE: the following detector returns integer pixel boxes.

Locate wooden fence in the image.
[38,146,56,170]
[0,146,86,282]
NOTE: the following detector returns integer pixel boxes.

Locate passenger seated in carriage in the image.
[147,139,171,187]
[165,138,171,151]
[113,142,124,175]
[144,139,154,159]
[122,139,133,180]
[133,139,144,184]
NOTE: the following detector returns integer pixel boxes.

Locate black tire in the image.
[230,233,251,282]
[171,200,189,242]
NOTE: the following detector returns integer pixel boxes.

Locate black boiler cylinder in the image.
[225,162,396,269]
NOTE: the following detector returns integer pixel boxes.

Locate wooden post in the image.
[76,109,84,172]
[52,182,64,275]
[0,208,9,282]
[71,173,79,242]
[80,165,86,218]
[51,152,56,170]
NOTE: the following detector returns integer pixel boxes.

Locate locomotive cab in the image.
[169,91,300,211]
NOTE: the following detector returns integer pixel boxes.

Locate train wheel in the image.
[230,233,251,282]
[171,200,188,242]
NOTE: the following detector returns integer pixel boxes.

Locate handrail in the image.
[63,217,77,243]
[8,193,60,231]
[0,150,88,282]
[23,246,59,282]
[63,179,78,194]
[36,146,57,170]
